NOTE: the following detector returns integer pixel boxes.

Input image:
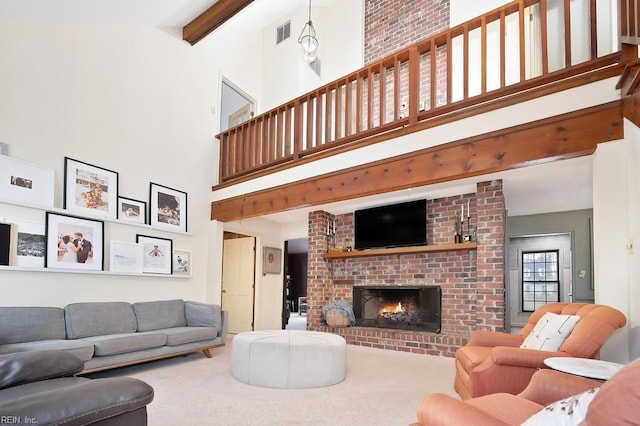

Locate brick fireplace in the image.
[306,180,505,357]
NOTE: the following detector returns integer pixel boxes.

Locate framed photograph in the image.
[173,249,191,277]
[0,155,54,208]
[109,240,144,273]
[64,157,118,219]
[0,222,14,266]
[263,246,282,274]
[136,234,172,274]
[12,220,46,268]
[117,196,146,224]
[45,212,104,271]
[149,183,187,233]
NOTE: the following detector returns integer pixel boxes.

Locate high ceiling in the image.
[0,0,595,224]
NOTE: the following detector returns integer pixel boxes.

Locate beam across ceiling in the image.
[210,102,622,222]
[183,0,254,45]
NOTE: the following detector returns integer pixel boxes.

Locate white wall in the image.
[592,136,636,363]
[0,20,264,307]
[260,0,364,112]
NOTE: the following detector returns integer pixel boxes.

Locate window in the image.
[522,250,559,312]
[276,21,291,44]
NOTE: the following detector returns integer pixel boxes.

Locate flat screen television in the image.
[354,199,427,250]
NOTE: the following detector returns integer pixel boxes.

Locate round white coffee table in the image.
[544,357,624,380]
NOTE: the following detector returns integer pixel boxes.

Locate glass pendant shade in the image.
[299,24,318,63]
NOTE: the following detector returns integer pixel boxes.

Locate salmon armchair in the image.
[454,303,626,400]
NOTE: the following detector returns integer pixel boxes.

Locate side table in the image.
[544,357,624,380]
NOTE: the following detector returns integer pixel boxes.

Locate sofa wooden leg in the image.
[202,349,212,358]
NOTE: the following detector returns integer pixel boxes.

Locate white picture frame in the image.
[0,155,54,208]
[136,234,172,274]
[12,220,46,268]
[64,157,119,219]
[173,249,191,277]
[109,240,144,273]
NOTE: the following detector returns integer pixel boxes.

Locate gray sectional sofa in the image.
[0,299,228,373]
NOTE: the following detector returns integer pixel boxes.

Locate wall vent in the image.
[276,21,291,44]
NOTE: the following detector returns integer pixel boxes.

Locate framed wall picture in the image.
[263,246,282,274]
[173,249,191,277]
[0,222,14,266]
[136,234,172,274]
[12,220,46,268]
[109,240,144,273]
[149,183,187,233]
[64,157,119,219]
[0,155,54,208]
[117,196,146,224]
[45,212,104,271]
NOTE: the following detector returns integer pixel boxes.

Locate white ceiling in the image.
[0,0,595,226]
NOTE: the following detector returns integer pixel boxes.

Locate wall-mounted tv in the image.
[354,199,427,250]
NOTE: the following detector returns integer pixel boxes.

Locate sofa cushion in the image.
[65,302,137,339]
[0,339,94,362]
[185,301,221,328]
[133,299,187,332]
[0,307,66,344]
[162,326,218,346]
[522,387,599,425]
[87,332,167,356]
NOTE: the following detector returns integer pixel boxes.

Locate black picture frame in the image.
[45,211,104,271]
[149,183,187,233]
[64,157,119,220]
[136,234,173,274]
[117,196,147,224]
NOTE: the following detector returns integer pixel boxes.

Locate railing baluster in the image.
[563,0,572,67]
[481,17,487,94]
[518,2,526,82]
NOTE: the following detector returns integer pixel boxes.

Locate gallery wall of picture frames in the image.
[0,154,192,278]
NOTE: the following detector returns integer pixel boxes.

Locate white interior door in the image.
[222,237,256,334]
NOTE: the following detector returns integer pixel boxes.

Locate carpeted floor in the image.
[88,335,458,425]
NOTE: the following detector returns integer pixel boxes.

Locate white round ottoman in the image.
[231,330,346,389]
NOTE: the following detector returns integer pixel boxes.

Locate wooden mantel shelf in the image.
[321,242,477,260]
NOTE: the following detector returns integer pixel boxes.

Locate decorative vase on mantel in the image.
[454,214,463,243]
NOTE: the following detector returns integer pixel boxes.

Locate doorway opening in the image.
[220,78,255,133]
[222,231,256,334]
[283,237,308,330]
[507,233,573,330]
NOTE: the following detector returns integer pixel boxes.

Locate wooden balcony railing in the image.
[216,0,637,185]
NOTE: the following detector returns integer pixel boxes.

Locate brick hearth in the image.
[306,180,505,357]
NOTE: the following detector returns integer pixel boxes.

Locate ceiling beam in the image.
[183,0,254,46]
[210,102,622,222]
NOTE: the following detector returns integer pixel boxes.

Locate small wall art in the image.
[117,196,147,224]
[45,212,104,271]
[149,183,187,233]
[173,249,191,277]
[0,155,54,208]
[109,240,144,274]
[136,234,173,274]
[263,246,282,275]
[64,157,119,219]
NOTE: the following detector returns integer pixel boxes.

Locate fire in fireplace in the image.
[352,286,441,332]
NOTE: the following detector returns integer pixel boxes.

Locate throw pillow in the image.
[521,387,599,426]
[520,312,581,351]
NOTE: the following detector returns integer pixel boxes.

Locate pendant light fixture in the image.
[298,0,318,63]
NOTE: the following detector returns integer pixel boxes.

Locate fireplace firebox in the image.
[352,286,441,332]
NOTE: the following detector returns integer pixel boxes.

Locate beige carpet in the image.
[89,335,458,425]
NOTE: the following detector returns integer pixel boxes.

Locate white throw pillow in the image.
[520,312,581,351]
[521,387,599,426]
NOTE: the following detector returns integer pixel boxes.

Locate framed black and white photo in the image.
[109,240,144,273]
[173,249,191,277]
[263,246,282,274]
[0,155,54,208]
[136,234,172,274]
[12,220,46,268]
[117,196,146,224]
[45,212,104,271]
[0,222,14,266]
[149,183,187,233]
[64,157,118,219]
